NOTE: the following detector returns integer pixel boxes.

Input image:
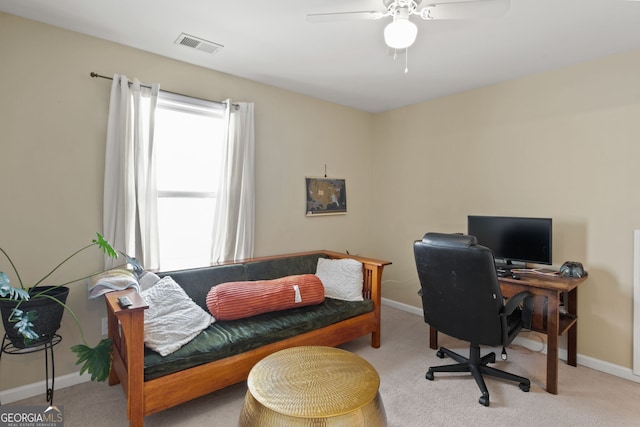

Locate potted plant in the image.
[0,232,137,382]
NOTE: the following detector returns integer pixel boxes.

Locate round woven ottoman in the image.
[239,346,387,427]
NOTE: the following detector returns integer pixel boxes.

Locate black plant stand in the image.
[0,333,62,405]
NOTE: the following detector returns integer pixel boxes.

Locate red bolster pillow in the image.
[205,274,325,321]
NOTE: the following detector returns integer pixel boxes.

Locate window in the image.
[154,92,225,270]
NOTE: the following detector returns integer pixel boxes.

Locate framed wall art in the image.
[305,177,347,216]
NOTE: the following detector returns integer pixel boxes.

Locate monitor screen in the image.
[467,216,552,265]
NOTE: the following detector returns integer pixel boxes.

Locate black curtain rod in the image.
[89,72,238,109]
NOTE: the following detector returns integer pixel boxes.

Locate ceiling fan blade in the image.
[306,11,384,23]
[423,0,511,20]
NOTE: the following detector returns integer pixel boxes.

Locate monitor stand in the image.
[495,260,526,275]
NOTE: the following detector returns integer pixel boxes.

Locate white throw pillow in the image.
[315,258,363,302]
[140,276,214,356]
[138,270,161,291]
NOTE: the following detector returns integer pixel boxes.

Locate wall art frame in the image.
[305,177,347,216]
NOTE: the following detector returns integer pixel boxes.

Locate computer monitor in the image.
[467,215,552,266]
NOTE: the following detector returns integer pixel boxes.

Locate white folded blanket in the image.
[87,268,140,299]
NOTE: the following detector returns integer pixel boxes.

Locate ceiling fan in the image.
[307,0,511,50]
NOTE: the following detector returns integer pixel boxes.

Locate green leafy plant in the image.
[0,233,135,382]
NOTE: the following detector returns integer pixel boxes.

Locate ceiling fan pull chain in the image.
[405,48,409,74]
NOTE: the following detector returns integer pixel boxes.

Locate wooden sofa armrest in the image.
[322,251,391,348]
[321,250,390,266]
[105,289,148,426]
[105,289,148,313]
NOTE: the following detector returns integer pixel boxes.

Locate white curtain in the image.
[211,101,255,262]
[103,74,160,270]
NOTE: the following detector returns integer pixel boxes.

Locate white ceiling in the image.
[2,0,640,113]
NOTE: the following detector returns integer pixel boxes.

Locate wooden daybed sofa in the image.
[104,250,390,426]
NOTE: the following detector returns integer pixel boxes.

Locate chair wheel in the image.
[426,370,434,381]
[436,350,445,359]
[479,394,490,407]
[519,383,530,392]
[488,353,496,363]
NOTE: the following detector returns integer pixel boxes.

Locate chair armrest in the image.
[502,291,534,329]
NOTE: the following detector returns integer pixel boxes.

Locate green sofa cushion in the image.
[143,297,373,381]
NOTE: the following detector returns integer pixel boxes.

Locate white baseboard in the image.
[381,298,640,384]
[382,297,423,316]
[0,371,91,405]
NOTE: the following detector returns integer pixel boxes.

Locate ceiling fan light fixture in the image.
[384,16,418,49]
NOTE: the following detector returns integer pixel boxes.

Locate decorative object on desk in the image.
[306,177,347,216]
[559,261,587,278]
[0,232,138,381]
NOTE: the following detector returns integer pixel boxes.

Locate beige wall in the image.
[0,13,374,390]
[372,49,640,368]
[2,11,640,392]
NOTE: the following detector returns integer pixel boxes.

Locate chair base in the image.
[425,344,530,406]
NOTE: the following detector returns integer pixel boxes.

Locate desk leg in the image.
[566,289,578,367]
[429,326,438,350]
[546,291,560,395]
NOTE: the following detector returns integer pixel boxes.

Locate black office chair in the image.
[413,232,534,406]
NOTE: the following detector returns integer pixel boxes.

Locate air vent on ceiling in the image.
[174,33,223,54]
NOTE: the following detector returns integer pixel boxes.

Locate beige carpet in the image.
[9,305,640,426]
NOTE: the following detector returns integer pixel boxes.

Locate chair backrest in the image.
[413,232,505,346]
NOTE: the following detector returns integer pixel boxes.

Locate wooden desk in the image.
[428,272,588,394]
